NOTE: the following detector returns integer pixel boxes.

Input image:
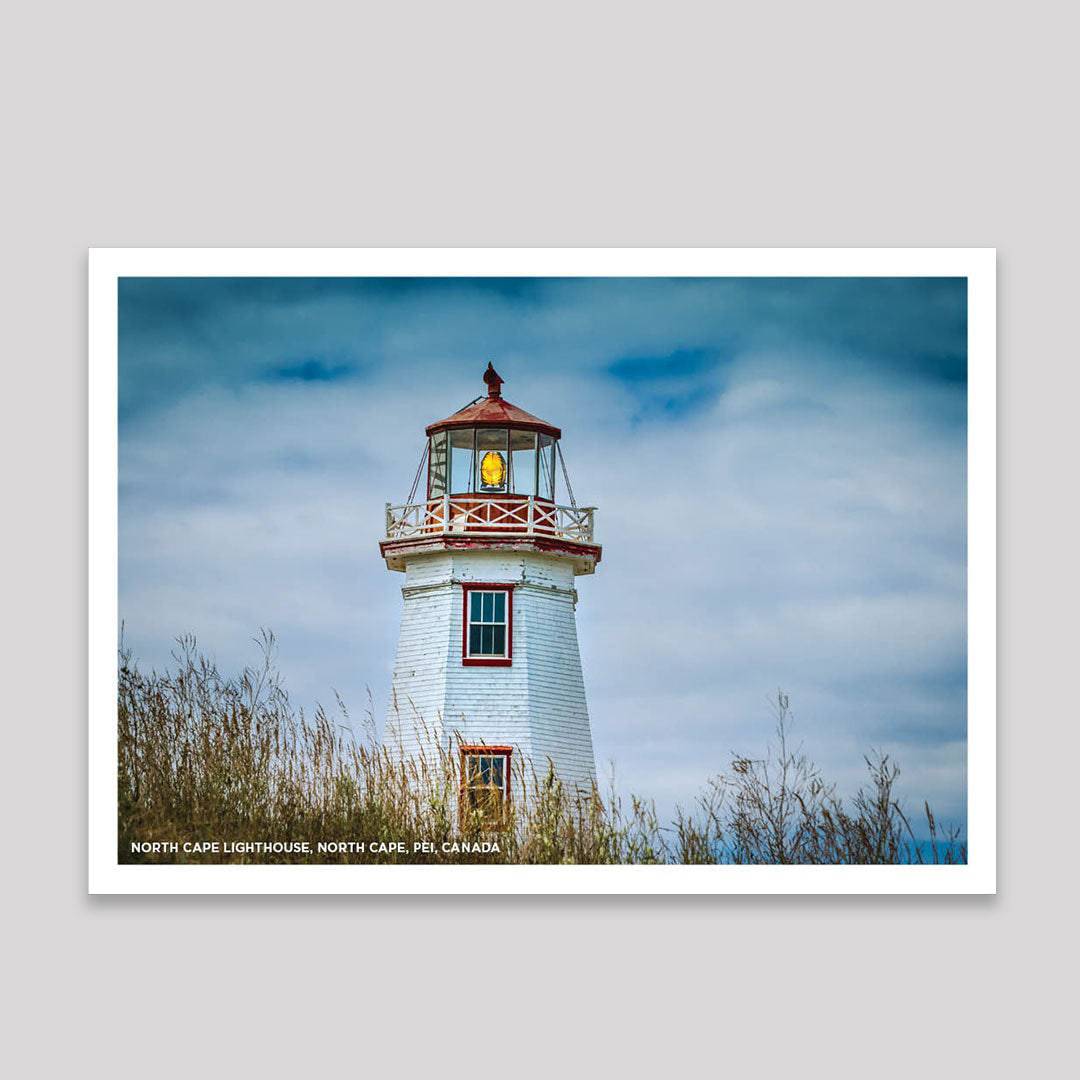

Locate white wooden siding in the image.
[384,550,596,794]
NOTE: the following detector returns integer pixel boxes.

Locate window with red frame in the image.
[462,584,513,666]
[460,746,512,822]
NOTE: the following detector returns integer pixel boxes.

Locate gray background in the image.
[3,2,1074,1077]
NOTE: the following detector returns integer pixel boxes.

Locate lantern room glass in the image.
[428,430,448,499]
[432,427,558,497]
[510,430,537,496]
[448,429,475,495]
[538,433,556,501]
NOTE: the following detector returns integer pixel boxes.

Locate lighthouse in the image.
[380,364,601,813]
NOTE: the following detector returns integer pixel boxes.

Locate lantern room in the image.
[380,363,601,574]
[425,363,561,501]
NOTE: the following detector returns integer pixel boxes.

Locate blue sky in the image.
[118,276,967,835]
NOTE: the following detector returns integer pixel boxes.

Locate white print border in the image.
[89,247,996,895]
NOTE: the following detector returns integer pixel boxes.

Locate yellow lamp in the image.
[480,450,506,488]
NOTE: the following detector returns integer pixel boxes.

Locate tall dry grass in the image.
[118,635,965,864]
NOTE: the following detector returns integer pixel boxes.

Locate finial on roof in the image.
[483,362,504,399]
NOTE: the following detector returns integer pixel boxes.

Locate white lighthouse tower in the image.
[380,364,601,812]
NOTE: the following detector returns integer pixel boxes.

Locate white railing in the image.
[385,495,596,543]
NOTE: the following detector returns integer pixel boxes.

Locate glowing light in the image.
[480,450,506,488]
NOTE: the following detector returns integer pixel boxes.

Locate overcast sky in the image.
[118,276,967,835]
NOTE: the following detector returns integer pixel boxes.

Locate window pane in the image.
[476,428,508,452]
[492,626,505,656]
[482,592,493,622]
[428,431,448,499]
[493,592,505,623]
[482,625,494,654]
[449,429,475,494]
[470,591,482,622]
[538,434,556,501]
[469,626,482,655]
[510,430,537,496]
[463,753,507,823]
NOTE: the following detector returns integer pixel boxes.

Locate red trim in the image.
[381,534,601,565]
[461,582,514,666]
[430,492,554,504]
[428,417,562,439]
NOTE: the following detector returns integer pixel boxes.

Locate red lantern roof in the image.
[425,363,562,439]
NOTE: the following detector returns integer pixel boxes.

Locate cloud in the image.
[118,277,967,835]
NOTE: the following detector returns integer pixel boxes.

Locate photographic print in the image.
[88,249,996,893]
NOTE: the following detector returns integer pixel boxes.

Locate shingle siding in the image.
[384,550,597,794]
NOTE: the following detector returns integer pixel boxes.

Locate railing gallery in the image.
[386,496,596,543]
